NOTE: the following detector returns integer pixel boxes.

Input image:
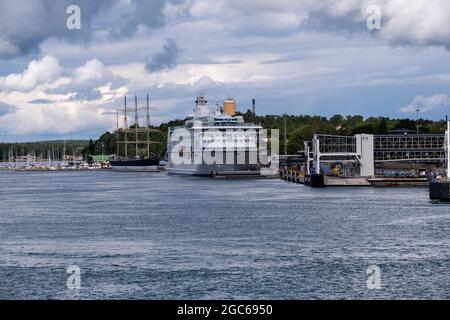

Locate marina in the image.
[0,160,102,171]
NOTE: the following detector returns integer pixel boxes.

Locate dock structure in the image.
[309,133,375,177]
[429,120,450,201]
[429,180,450,201]
[280,168,428,187]
[374,134,446,162]
[282,123,450,188]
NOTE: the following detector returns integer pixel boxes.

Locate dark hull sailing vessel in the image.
[110,94,162,171]
[109,156,160,170]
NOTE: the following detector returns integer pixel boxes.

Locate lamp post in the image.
[415,109,420,134]
[284,114,287,156]
[447,118,450,179]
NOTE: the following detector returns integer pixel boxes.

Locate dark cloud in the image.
[145,38,180,73]
[0,0,107,57]
[181,58,243,65]
[0,101,16,116]
[0,0,168,58]
[260,54,303,65]
[303,8,366,34]
[68,90,103,101]
[28,98,55,104]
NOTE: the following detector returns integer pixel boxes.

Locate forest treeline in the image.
[1,112,448,160]
[90,111,449,157]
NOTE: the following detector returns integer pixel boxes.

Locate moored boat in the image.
[166,97,273,176]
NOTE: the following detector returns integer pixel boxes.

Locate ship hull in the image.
[110,157,160,172]
[166,163,261,176]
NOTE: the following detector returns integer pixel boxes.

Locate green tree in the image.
[377,118,388,134]
[288,125,313,154]
[88,139,95,154]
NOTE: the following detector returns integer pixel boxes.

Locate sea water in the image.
[0,170,448,299]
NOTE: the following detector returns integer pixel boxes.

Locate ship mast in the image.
[116,94,161,160]
[116,111,119,157]
[124,96,128,159]
[146,93,151,158]
[447,118,450,178]
[135,95,139,158]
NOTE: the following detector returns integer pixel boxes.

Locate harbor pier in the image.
[280,121,450,191]
[280,169,429,187]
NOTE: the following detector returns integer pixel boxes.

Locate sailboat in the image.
[109,94,161,171]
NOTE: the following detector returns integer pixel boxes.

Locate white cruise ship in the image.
[166,97,267,176]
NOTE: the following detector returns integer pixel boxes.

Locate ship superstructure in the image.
[166,97,265,176]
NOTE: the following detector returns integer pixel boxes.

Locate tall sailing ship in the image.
[109,94,161,171]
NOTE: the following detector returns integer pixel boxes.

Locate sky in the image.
[1,0,450,141]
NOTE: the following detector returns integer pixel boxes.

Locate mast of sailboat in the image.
[447,117,450,178]
[116,111,120,157]
[124,96,128,159]
[135,95,139,158]
[114,94,160,163]
[63,139,66,165]
[146,93,150,158]
[284,114,287,156]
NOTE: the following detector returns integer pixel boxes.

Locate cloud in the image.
[399,94,450,113]
[50,58,126,99]
[4,0,450,141]
[3,0,450,62]
[0,0,105,57]
[72,59,111,86]
[0,55,61,91]
[0,0,168,58]
[260,54,304,65]
[0,102,113,137]
[0,56,127,139]
[145,38,180,73]
[185,0,450,50]
[28,98,55,104]
[305,0,450,50]
[381,0,450,49]
[0,55,126,111]
[0,101,16,116]
[0,35,19,56]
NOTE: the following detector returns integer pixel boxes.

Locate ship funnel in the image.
[252,99,256,123]
[223,98,236,116]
